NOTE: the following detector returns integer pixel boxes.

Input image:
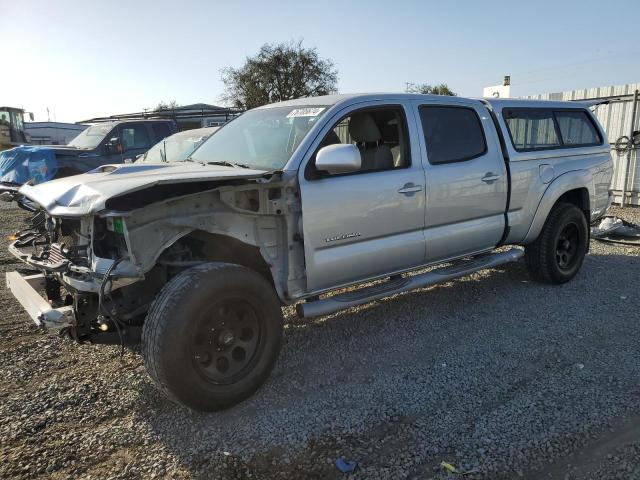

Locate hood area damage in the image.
[16,162,272,215]
[8,165,307,330]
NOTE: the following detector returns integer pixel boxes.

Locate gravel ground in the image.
[1,202,639,480]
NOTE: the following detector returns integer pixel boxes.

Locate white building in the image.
[483,76,511,98]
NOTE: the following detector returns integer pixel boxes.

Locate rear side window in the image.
[504,108,602,151]
[504,109,560,151]
[152,123,172,141]
[419,106,486,164]
[555,111,601,146]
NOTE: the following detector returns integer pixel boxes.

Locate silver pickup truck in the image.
[5,94,613,411]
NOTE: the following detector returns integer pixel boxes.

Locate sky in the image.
[2,0,639,123]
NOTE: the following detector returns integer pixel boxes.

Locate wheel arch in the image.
[522,170,593,244]
[121,188,297,303]
[557,188,590,222]
[168,229,275,286]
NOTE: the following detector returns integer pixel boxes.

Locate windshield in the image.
[190,106,328,170]
[68,124,114,149]
[140,129,215,163]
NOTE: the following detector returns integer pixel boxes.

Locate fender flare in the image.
[522,169,593,244]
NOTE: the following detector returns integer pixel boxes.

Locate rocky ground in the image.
[0,201,639,480]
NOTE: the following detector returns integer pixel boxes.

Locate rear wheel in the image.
[525,203,588,284]
[141,263,283,411]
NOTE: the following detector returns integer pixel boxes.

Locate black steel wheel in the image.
[191,299,262,384]
[525,203,588,284]
[555,222,581,270]
[142,262,283,411]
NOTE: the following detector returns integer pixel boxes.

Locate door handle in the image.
[397,183,423,195]
[481,172,502,184]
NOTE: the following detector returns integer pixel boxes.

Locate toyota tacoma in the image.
[5,94,613,411]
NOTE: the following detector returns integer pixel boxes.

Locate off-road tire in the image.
[525,202,588,284]
[141,262,283,411]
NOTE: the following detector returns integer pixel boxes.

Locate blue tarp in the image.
[0,146,58,185]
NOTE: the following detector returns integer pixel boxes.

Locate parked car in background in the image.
[0,119,177,192]
[5,94,613,411]
[137,126,218,163]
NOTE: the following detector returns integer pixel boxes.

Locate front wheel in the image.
[141,263,283,411]
[525,203,588,284]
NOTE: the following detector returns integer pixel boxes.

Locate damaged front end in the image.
[6,164,306,345]
[7,208,154,344]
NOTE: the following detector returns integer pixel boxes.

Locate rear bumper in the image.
[5,271,74,330]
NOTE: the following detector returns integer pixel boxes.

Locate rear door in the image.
[413,99,508,262]
[298,102,427,292]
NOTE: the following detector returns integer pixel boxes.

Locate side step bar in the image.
[297,248,524,318]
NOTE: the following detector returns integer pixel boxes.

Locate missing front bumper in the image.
[5,271,74,330]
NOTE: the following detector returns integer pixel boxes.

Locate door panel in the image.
[414,101,508,262]
[299,103,426,292]
[301,169,426,291]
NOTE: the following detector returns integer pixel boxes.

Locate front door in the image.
[101,127,123,165]
[414,100,508,262]
[299,104,426,292]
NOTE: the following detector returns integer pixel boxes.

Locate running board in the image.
[297,248,524,318]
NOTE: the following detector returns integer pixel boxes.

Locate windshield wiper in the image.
[206,161,251,169]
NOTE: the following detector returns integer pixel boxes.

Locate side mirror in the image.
[315,144,361,175]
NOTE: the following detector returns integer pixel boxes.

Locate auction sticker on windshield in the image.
[286,107,325,118]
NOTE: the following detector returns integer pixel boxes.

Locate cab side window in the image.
[308,106,410,178]
[419,106,487,164]
[120,124,150,151]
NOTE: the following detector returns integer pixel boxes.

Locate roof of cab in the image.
[257,93,593,110]
[257,93,453,109]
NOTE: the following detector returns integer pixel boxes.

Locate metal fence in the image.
[526,83,640,206]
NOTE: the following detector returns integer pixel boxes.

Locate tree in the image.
[406,83,456,96]
[221,41,338,109]
[154,100,180,111]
